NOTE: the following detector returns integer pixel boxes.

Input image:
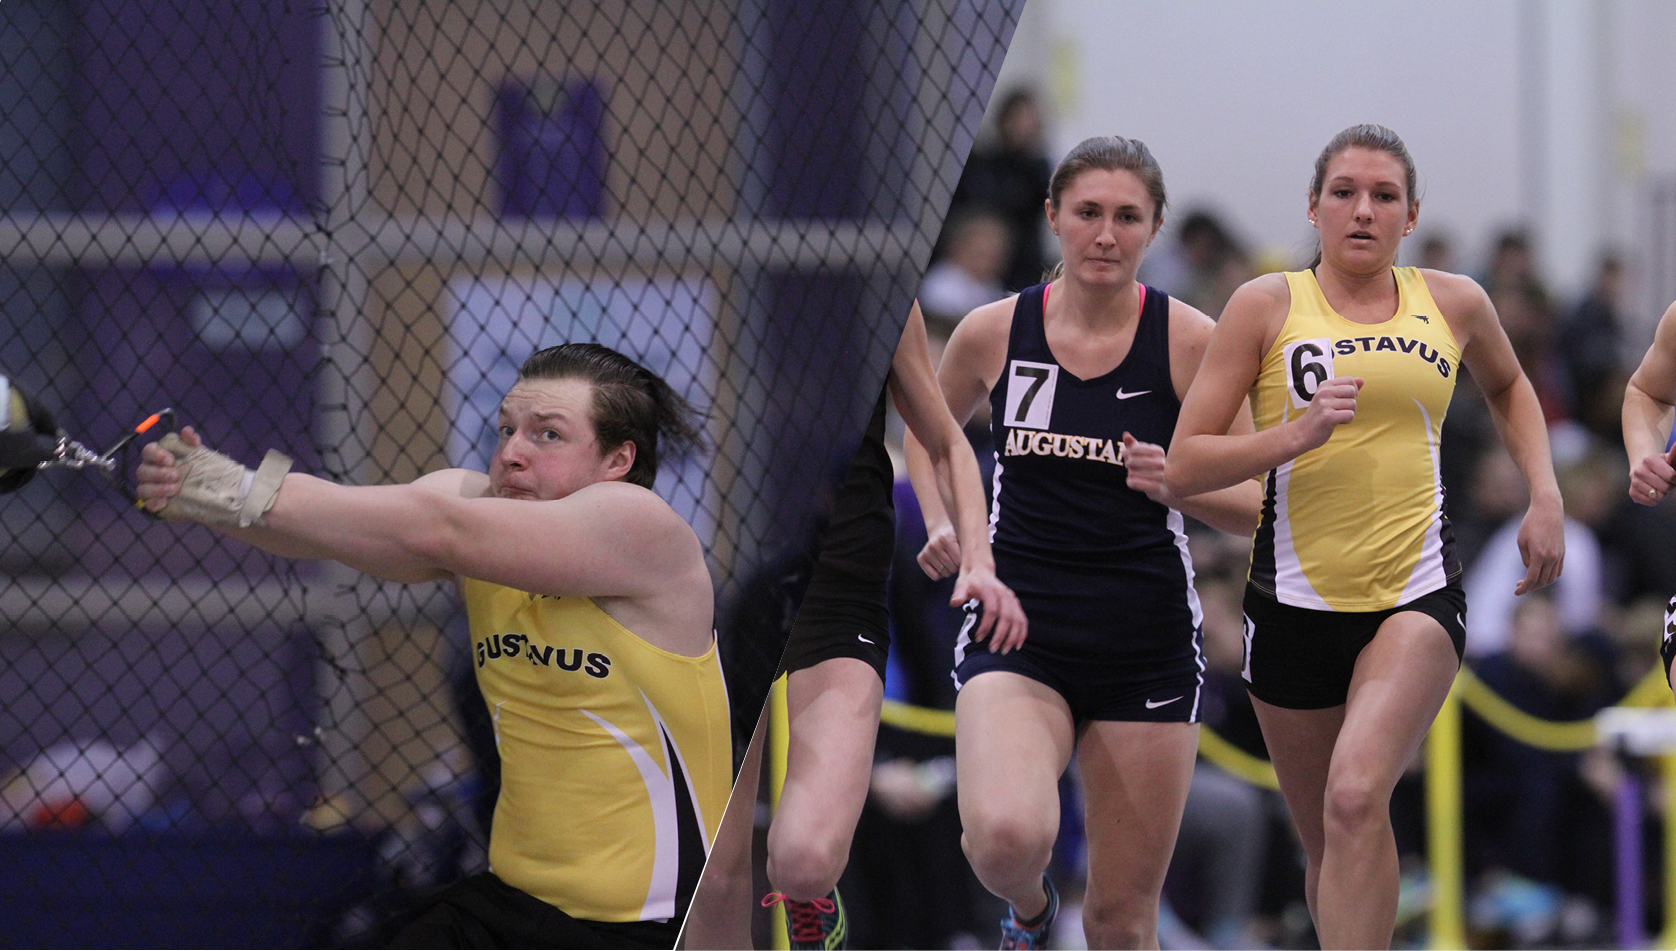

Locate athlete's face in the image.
[1309,147,1419,272]
[1047,168,1161,287]
[488,377,634,501]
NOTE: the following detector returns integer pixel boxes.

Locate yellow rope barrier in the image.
[874,664,1670,757]
[1196,724,1279,789]
[879,698,955,737]
[880,697,1276,791]
[1452,663,1672,752]
[1453,666,1599,750]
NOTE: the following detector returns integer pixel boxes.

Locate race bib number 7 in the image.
[1003,360,1059,430]
[1283,338,1334,410]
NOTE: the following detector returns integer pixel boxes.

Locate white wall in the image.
[984,0,1675,315]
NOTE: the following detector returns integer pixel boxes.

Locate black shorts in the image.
[778,390,894,682]
[1660,595,1676,684]
[388,872,678,949]
[1241,580,1467,710]
[952,597,1204,725]
[778,562,891,681]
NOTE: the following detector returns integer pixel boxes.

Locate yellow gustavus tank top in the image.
[463,577,731,922]
[1247,267,1462,612]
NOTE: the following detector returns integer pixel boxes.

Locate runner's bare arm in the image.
[1166,275,1361,498]
[895,302,1026,651]
[137,428,697,596]
[1431,271,1563,594]
[1624,300,1676,504]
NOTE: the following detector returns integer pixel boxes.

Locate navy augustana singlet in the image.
[954,282,1205,722]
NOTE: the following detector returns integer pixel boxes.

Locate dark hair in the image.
[1044,136,1168,281]
[1308,124,1419,268]
[517,343,703,489]
[1048,135,1167,222]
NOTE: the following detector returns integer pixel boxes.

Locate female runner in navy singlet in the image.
[912,136,1261,949]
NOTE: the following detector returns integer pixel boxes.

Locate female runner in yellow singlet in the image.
[1167,125,1564,949]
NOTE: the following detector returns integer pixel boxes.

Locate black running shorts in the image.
[952,594,1204,724]
[1241,579,1466,710]
[778,562,891,681]
[778,391,894,682]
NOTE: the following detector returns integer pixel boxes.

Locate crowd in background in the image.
[850,88,1676,949]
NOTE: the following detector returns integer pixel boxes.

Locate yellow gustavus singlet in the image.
[462,577,731,922]
[1247,267,1462,612]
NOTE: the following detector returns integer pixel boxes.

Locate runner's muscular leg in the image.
[765,656,884,900]
[1313,611,1456,949]
[955,671,1076,919]
[1250,697,1343,926]
[1077,720,1197,949]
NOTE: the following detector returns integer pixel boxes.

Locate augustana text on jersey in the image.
[1001,428,1124,465]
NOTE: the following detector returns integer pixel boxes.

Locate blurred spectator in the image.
[1417,232,1456,272]
[948,88,1053,292]
[1139,210,1252,319]
[1482,229,1551,313]
[920,208,1012,325]
[1491,283,1572,424]
[1161,572,1286,950]
[1559,254,1629,444]
[1463,591,1617,923]
[1462,447,1603,658]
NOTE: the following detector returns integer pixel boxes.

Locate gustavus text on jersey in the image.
[476,633,611,678]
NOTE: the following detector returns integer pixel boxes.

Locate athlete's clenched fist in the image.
[1291,375,1363,454]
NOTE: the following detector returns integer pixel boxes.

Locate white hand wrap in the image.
[157,432,291,528]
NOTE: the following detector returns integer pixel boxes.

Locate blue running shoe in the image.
[999,874,1058,950]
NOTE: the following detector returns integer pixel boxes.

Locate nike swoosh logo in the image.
[1145,696,1182,709]
[1115,388,1152,400]
[857,635,875,645]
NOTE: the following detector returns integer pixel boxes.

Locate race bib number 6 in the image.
[1003,360,1059,430]
[1283,338,1334,410]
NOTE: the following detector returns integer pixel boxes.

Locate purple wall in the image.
[73,1,318,215]
[2,0,328,838]
[67,0,322,535]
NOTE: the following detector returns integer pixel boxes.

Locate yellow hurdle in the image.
[769,675,790,951]
[1426,678,1466,950]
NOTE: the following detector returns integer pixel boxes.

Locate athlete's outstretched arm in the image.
[894,302,1026,652]
[136,427,700,600]
[1166,275,1362,499]
[1624,300,1676,505]
[1431,271,1563,595]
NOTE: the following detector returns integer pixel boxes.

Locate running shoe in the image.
[763,888,848,950]
[998,874,1058,950]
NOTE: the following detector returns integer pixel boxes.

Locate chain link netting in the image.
[0,0,1022,944]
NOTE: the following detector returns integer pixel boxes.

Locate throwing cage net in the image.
[0,1,1022,944]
